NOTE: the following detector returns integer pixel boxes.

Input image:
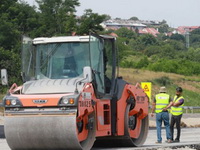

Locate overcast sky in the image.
[26,0,200,27]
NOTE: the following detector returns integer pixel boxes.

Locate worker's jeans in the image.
[156,111,171,142]
[170,114,182,141]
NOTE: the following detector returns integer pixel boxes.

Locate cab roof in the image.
[33,36,89,44]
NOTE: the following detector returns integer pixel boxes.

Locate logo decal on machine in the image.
[33,99,48,104]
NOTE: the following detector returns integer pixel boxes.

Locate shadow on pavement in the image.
[0,125,5,138]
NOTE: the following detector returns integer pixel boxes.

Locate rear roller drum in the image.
[94,104,148,148]
[124,104,149,147]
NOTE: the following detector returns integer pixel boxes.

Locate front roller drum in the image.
[4,111,96,150]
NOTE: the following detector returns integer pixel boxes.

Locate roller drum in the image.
[4,111,95,150]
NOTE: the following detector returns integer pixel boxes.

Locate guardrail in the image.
[149,105,200,113]
[183,106,200,113]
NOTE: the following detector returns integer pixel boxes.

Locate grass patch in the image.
[184,77,200,82]
[119,68,200,106]
[183,89,200,106]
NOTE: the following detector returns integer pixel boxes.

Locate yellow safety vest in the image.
[171,96,184,116]
[155,93,170,113]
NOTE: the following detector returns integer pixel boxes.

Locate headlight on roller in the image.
[62,98,74,105]
[11,99,17,105]
[3,95,22,107]
[62,98,70,104]
[58,95,79,106]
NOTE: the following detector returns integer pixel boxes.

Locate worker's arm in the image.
[172,98,184,107]
[163,101,173,111]
[151,102,156,117]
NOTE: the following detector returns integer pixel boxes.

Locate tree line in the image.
[0,0,200,89]
[0,0,107,88]
[110,27,200,76]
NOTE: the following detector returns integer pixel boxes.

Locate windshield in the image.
[22,41,90,80]
[36,42,89,79]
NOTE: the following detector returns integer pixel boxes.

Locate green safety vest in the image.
[155,93,170,113]
[171,96,184,116]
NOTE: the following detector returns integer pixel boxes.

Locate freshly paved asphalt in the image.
[1,125,200,150]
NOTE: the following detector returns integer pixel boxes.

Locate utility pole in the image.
[185,29,190,48]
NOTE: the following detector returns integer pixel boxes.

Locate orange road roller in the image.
[2,34,149,150]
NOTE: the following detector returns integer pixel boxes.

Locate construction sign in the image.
[141,82,152,102]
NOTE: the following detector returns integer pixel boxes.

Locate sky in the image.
[26,0,200,28]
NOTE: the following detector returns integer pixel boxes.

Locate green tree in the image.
[36,0,79,36]
[166,40,186,51]
[0,1,40,50]
[116,37,132,64]
[0,47,21,85]
[190,28,200,35]
[144,45,161,57]
[135,56,149,68]
[103,14,111,21]
[129,16,139,21]
[158,24,169,33]
[137,34,158,49]
[159,44,176,59]
[77,9,106,35]
[189,28,200,47]
[0,0,19,50]
[170,33,185,42]
[0,0,17,14]
[115,28,137,39]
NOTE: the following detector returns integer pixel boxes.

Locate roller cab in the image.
[3,34,149,150]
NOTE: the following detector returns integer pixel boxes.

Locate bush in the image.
[120,60,135,68]
[154,76,171,86]
[135,56,149,68]
[0,47,21,86]
[147,59,200,76]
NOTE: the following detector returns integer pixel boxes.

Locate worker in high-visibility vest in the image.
[151,87,172,144]
[163,87,184,143]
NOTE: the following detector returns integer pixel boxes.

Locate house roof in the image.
[177,26,200,34]
[138,28,160,37]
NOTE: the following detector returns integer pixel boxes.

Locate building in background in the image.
[173,26,200,35]
[101,19,161,37]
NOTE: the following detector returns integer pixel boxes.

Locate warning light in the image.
[69,98,74,104]
[6,100,11,105]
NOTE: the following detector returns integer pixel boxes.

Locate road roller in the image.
[2,34,149,150]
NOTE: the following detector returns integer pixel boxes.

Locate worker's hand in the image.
[162,107,167,111]
[150,113,154,117]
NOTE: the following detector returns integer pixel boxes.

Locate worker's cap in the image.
[159,86,167,93]
[176,87,183,92]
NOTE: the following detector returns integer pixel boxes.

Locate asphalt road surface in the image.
[0,126,200,150]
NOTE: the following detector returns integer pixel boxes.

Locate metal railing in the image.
[149,105,200,113]
[183,106,200,113]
